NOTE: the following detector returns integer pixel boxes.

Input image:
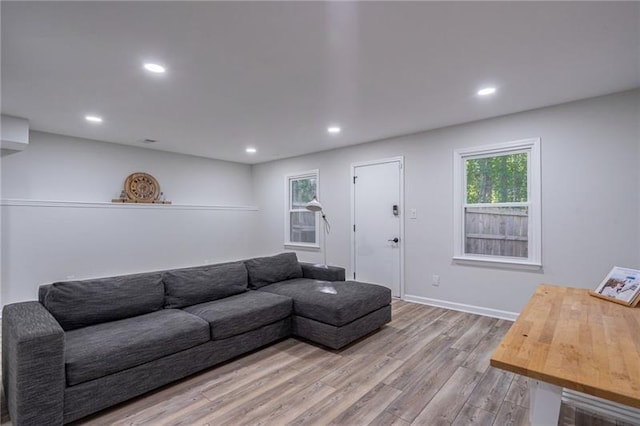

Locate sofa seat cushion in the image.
[183,291,292,340]
[259,279,391,327]
[65,309,209,386]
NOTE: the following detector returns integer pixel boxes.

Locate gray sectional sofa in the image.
[2,253,391,426]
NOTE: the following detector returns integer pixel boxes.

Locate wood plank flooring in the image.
[0,299,633,425]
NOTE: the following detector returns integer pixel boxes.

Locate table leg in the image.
[529,379,562,425]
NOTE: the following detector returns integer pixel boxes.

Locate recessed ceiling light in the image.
[246,147,257,154]
[477,87,497,96]
[144,63,166,73]
[85,115,103,123]
[327,126,341,134]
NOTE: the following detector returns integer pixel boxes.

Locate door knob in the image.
[388,237,399,243]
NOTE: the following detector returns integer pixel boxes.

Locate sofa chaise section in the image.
[245,253,392,349]
[258,279,392,349]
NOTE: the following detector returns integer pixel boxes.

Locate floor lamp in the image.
[305,195,330,267]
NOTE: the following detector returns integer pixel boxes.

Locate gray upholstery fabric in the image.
[259,279,391,326]
[183,291,292,340]
[244,252,303,289]
[300,263,346,281]
[5,254,389,424]
[37,285,48,304]
[293,305,391,349]
[2,302,65,426]
[65,309,209,386]
[163,262,248,309]
[63,319,291,423]
[41,273,164,331]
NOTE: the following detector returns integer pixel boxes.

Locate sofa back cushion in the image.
[40,273,164,331]
[245,252,303,289]
[163,262,248,309]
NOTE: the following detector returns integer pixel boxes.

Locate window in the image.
[285,170,319,247]
[453,139,541,267]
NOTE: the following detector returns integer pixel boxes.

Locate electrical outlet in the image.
[432,274,440,286]
[410,208,417,219]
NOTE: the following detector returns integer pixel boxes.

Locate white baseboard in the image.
[403,294,519,321]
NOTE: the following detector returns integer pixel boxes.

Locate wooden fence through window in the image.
[465,207,528,258]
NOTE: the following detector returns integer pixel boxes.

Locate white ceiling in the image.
[2,1,639,164]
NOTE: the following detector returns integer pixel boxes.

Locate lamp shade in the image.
[305,196,323,212]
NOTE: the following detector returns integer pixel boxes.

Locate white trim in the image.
[284,243,320,250]
[452,256,543,271]
[529,138,542,265]
[350,156,405,298]
[562,389,640,424]
[284,244,320,251]
[351,157,405,169]
[284,169,320,248]
[455,138,541,157]
[0,199,257,211]
[453,137,541,267]
[404,294,519,321]
[464,202,529,208]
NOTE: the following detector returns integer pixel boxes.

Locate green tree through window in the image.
[291,178,316,208]
[466,153,527,204]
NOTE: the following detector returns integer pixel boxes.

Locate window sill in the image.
[452,255,543,272]
[284,243,320,250]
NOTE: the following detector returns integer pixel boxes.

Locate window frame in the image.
[453,138,541,269]
[284,169,320,249]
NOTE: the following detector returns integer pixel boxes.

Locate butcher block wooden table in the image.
[491,283,640,425]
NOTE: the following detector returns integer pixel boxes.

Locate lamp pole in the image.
[321,212,328,267]
[305,195,330,267]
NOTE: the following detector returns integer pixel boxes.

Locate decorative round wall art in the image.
[125,172,160,202]
[112,172,171,204]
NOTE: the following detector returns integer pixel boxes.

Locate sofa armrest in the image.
[2,302,65,426]
[300,262,346,282]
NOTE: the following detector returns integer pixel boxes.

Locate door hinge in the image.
[353,272,356,279]
[353,224,356,232]
[353,176,357,184]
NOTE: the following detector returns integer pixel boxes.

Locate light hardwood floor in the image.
[0,300,632,425]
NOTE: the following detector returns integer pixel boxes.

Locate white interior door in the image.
[352,158,403,297]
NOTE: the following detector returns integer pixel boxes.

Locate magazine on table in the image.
[592,266,640,306]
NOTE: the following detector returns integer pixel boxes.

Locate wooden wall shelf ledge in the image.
[111,199,172,204]
[1,199,257,211]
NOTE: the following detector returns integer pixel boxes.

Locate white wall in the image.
[1,131,253,205]
[1,115,30,154]
[2,91,638,313]
[1,132,259,306]
[252,90,640,314]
